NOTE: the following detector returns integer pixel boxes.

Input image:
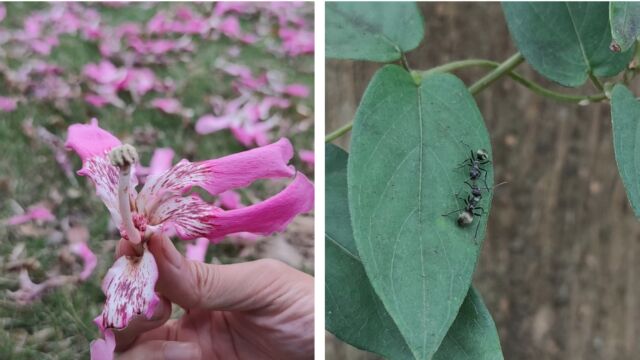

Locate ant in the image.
[443,180,506,243]
[443,186,486,241]
[457,148,491,191]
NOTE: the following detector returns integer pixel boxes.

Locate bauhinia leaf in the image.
[326,2,424,62]
[611,84,640,218]
[348,66,494,360]
[502,2,634,87]
[433,288,504,360]
[610,2,640,52]
[326,144,503,360]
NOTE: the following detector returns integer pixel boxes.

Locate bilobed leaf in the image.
[611,84,640,218]
[610,2,640,52]
[348,66,494,360]
[502,2,634,87]
[326,2,424,62]
[326,144,503,360]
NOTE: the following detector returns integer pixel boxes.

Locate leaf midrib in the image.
[565,3,592,73]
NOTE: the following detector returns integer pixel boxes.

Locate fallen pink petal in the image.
[5,205,55,226]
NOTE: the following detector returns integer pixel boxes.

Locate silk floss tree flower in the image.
[65,119,314,358]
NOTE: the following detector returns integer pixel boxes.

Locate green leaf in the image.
[326,143,413,359]
[433,288,504,360]
[502,2,634,87]
[326,2,424,62]
[348,65,494,360]
[326,144,504,360]
[610,2,640,52]
[611,84,640,218]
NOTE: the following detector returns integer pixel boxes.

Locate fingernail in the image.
[162,236,183,269]
[164,343,198,360]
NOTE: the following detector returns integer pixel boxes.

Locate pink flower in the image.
[5,205,55,226]
[83,61,126,86]
[0,96,18,112]
[185,237,209,262]
[299,149,314,167]
[151,98,184,115]
[284,83,310,98]
[70,242,98,281]
[90,329,115,360]
[66,119,313,342]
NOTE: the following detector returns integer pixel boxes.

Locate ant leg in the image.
[473,206,485,215]
[455,158,473,169]
[473,219,482,244]
[442,208,464,217]
[477,167,490,192]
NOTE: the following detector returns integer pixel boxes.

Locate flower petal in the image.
[208,173,314,240]
[90,329,115,360]
[153,193,217,240]
[65,118,120,164]
[70,242,98,281]
[65,119,137,227]
[95,249,159,331]
[185,238,209,262]
[137,138,295,214]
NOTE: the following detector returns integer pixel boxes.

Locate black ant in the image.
[443,181,506,243]
[457,148,491,191]
[443,185,486,241]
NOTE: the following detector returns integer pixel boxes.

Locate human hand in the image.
[112,234,314,360]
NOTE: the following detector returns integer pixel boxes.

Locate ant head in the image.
[457,211,473,227]
[476,149,489,161]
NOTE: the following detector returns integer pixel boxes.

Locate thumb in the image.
[116,340,201,360]
[147,234,312,312]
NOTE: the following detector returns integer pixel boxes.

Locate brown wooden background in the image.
[325,3,640,360]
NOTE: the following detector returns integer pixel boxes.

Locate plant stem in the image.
[425,59,607,103]
[588,72,605,92]
[324,52,606,143]
[469,53,524,94]
[325,121,354,143]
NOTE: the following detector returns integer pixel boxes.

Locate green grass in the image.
[0,3,314,358]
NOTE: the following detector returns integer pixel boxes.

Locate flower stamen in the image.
[109,144,142,246]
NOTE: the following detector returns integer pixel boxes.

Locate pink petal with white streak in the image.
[185,238,209,262]
[208,173,314,240]
[90,329,115,360]
[153,193,218,240]
[65,119,136,227]
[70,242,98,281]
[95,249,159,331]
[137,138,295,213]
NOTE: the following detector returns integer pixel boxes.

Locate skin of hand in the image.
[112,234,314,360]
